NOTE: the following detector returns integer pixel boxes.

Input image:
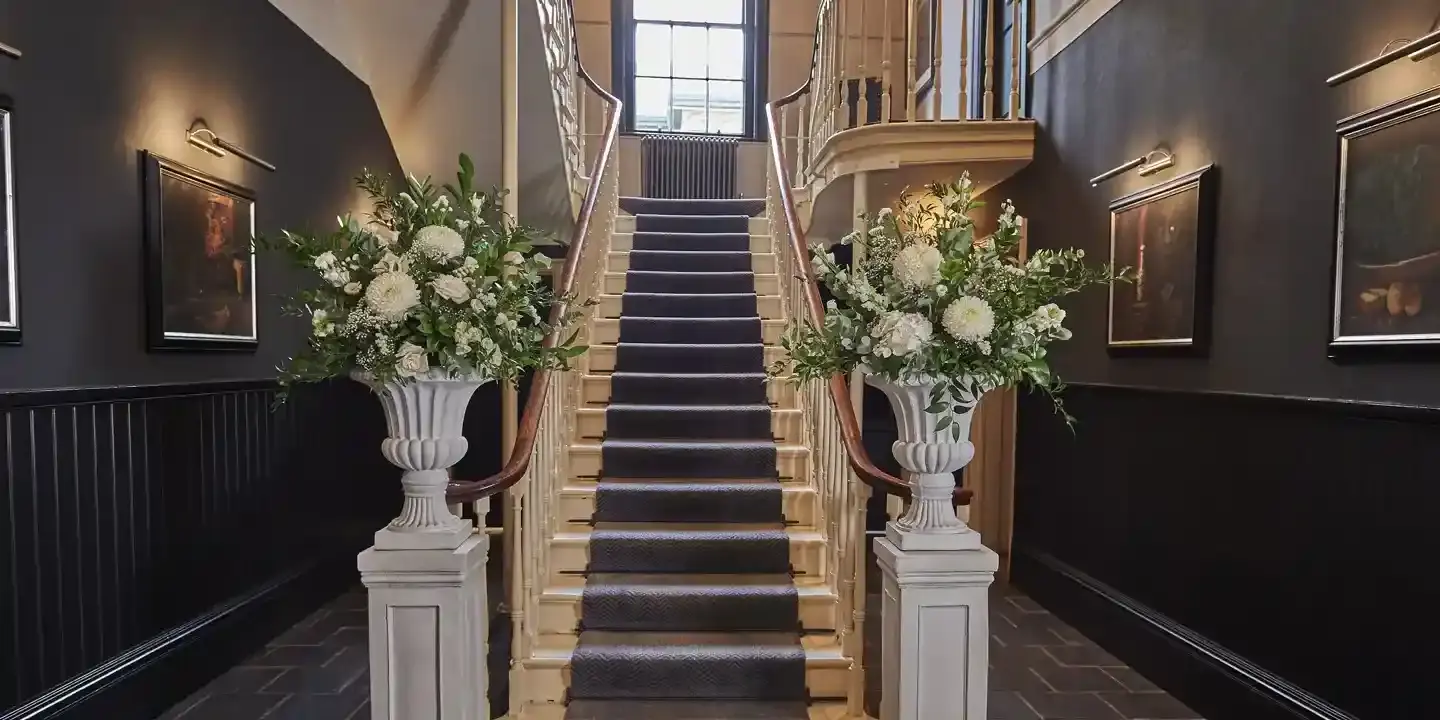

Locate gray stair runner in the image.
[569,201,806,717]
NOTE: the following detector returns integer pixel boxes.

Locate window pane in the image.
[708,28,745,80]
[672,25,708,78]
[635,77,673,131]
[633,0,744,24]
[634,23,671,76]
[707,80,745,134]
[672,79,709,133]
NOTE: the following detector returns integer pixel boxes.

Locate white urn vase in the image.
[865,373,984,551]
[354,368,490,551]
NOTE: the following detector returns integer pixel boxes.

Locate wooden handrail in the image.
[447,12,622,505]
[766,92,972,506]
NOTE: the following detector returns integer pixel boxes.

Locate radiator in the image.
[641,133,738,200]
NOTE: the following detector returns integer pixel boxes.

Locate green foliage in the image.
[255,154,586,396]
[771,174,1130,430]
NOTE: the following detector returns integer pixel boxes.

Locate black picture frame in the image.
[141,151,259,352]
[0,105,18,345]
[1106,164,1217,354]
[1329,90,1440,354]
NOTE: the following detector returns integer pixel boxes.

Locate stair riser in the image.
[549,536,826,584]
[583,375,799,408]
[621,272,760,295]
[615,232,774,253]
[572,445,808,480]
[616,216,769,235]
[605,273,780,296]
[608,251,777,274]
[537,590,836,639]
[576,408,802,443]
[517,663,846,710]
[604,409,773,441]
[559,486,818,530]
[593,318,783,345]
[513,701,851,720]
[588,345,787,373]
[599,294,782,319]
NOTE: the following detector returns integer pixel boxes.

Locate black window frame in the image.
[611,0,770,140]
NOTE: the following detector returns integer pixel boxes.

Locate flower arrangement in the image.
[776,174,1124,430]
[261,154,585,391]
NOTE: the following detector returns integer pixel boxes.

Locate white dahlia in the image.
[870,311,933,358]
[942,295,995,342]
[893,243,943,290]
[365,272,420,322]
[414,225,465,261]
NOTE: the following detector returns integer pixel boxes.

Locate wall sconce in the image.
[1090,148,1175,187]
[1327,29,1440,87]
[0,41,20,59]
[185,120,276,172]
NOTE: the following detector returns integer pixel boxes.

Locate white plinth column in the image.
[359,534,489,720]
[876,535,998,720]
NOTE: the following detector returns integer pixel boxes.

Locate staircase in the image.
[521,198,852,719]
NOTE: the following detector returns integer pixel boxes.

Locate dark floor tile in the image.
[155,693,207,720]
[989,690,1042,720]
[262,692,368,720]
[324,626,369,650]
[261,647,367,694]
[1006,594,1049,614]
[347,700,371,719]
[989,663,1053,694]
[173,693,289,720]
[1030,663,1125,693]
[1044,644,1125,668]
[271,622,336,647]
[248,644,345,668]
[1097,692,1203,719]
[1018,692,1125,719]
[330,591,367,611]
[208,667,287,694]
[1102,668,1161,693]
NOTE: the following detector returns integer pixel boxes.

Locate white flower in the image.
[343,282,363,296]
[371,227,399,247]
[462,256,479,273]
[430,274,471,303]
[311,309,334,337]
[414,225,465,261]
[502,251,526,278]
[935,284,948,298]
[395,342,430,378]
[321,267,350,287]
[495,312,508,326]
[433,195,451,210]
[942,295,996,342]
[893,244,943,290]
[869,311,932,358]
[314,251,338,271]
[1030,303,1067,333]
[365,272,421,322]
[372,251,410,274]
[454,219,470,231]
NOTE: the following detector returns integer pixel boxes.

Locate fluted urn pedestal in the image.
[867,374,998,720]
[354,370,490,720]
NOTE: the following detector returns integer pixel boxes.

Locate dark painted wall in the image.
[0,0,402,390]
[1004,2,1440,719]
[0,0,410,716]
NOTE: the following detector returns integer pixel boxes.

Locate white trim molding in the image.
[1029,0,1126,73]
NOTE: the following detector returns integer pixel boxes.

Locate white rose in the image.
[893,244,943,290]
[314,251,338,271]
[414,225,465,261]
[1030,303,1067,333]
[322,267,349,287]
[372,251,410,274]
[395,342,430,378]
[430,274,471,303]
[943,295,996,342]
[344,282,363,296]
[371,227,399,247]
[870,311,932,358]
[365,272,421,322]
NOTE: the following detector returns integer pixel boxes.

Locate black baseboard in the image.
[1011,549,1355,720]
[3,553,357,720]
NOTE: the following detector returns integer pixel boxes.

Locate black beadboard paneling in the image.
[0,379,396,718]
[1013,383,1440,720]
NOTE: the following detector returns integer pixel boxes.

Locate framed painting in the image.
[142,152,258,351]
[1331,91,1440,351]
[0,107,17,345]
[1107,165,1217,353]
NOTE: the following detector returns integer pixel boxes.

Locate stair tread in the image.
[628,249,755,255]
[602,439,777,448]
[610,371,768,378]
[622,292,758,298]
[593,522,786,533]
[585,573,794,588]
[564,699,808,719]
[606,404,772,412]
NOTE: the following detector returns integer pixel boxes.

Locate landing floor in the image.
[158,581,1201,720]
